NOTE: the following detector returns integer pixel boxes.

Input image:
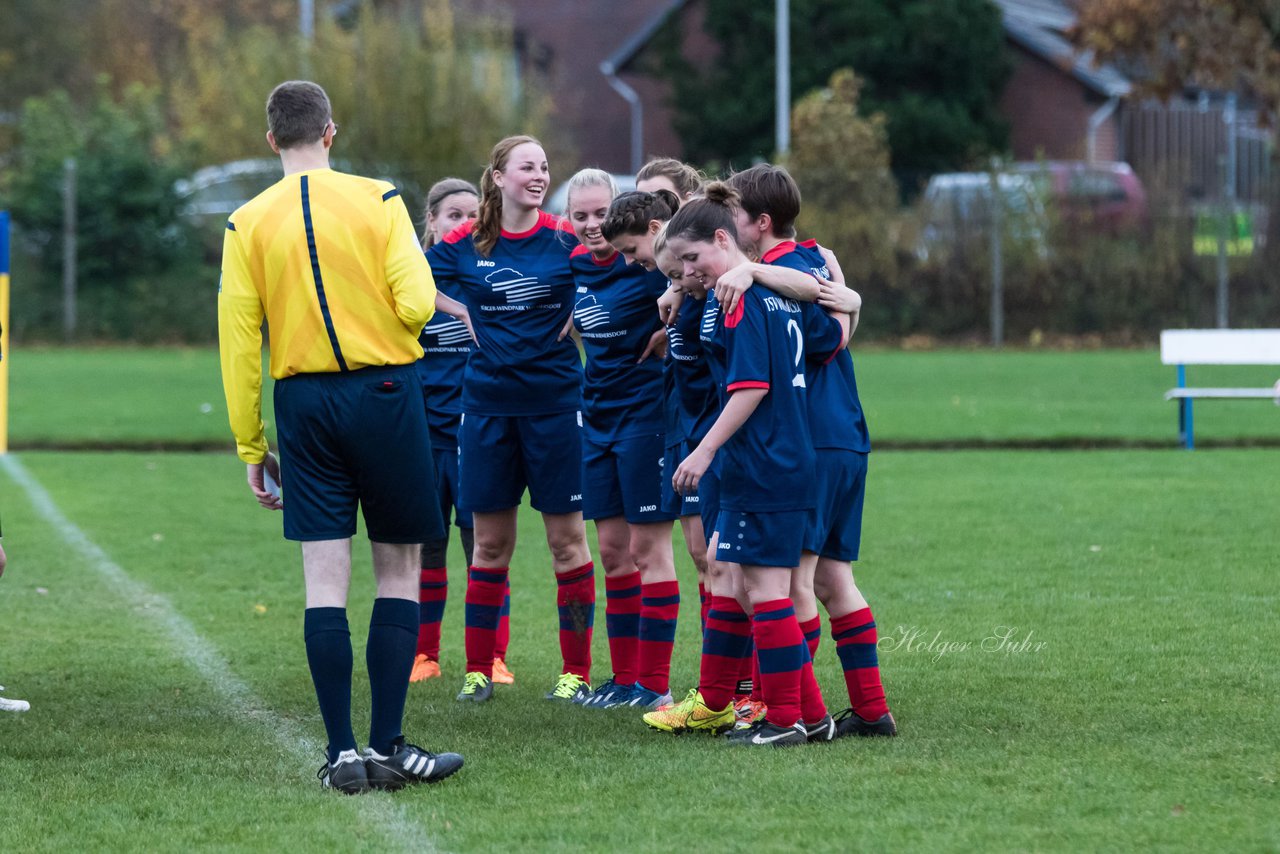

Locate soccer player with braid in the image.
[427,136,597,705]
[626,161,719,633]
[410,178,516,686]
[727,163,895,737]
[564,170,680,710]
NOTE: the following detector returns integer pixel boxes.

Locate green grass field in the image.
[6,346,1280,447]
[2,348,1279,851]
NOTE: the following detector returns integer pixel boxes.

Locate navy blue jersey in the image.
[671,296,719,444]
[414,279,472,449]
[570,247,668,442]
[716,284,843,513]
[763,240,871,453]
[427,212,580,416]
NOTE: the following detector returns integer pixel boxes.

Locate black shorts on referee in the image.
[273,363,444,543]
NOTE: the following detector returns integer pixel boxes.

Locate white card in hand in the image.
[264,468,282,501]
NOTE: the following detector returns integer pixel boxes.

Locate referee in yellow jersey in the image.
[218,81,463,794]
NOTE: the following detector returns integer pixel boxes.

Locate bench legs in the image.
[1178,397,1195,450]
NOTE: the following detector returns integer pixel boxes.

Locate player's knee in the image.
[473,532,514,566]
[597,540,630,573]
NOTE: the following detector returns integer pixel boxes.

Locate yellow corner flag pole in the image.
[1,210,10,454]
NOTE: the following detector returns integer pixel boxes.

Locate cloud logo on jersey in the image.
[573,294,611,330]
[487,267,551,303]
[426,316,472,346]
[699,303,720,341]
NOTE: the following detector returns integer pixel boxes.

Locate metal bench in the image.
[1160,329,1280,449]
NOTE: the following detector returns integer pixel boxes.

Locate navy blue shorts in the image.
[583,432,678,523]
[714,509,808,568]
[274,364,444,543]
[458,411,583,514]
[661,439,703,518]
[434,444,472,530]
[802,449,867,561]
[697,461,721,548]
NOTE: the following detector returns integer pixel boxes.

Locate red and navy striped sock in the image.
[752,598,807,728]
[495,579,511,660]
[800,615,822,661]
[416,567,448,659]
[604,571,642,685]
[831,607,889,720]
[699,595,752,710]
[556,562,595,681]
[799,656,827,726]
[698,582,710,633]
[638,580,680,695]
[464,566,508,676]
[748,639,763,702]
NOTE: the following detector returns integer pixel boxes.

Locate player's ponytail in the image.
[664,181,745,250]
[600,189,679,241]
[702,181,740,208]
[473,134,541,257]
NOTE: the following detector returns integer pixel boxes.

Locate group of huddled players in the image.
[222,81,895,795]
[411,137,896,748]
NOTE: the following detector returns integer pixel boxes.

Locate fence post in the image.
[63,157,77,343]
[1216,93,1236,329]
[988,164,1004,349]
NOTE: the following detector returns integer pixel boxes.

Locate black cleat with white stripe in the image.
[363,737,464,791]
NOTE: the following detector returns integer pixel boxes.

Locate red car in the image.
[1010,161,1148,233]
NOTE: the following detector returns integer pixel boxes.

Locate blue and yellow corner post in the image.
[1,210,10,454]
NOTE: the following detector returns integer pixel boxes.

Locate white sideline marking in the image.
[1,455,440,853]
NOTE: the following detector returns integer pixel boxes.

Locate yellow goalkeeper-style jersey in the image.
[218,167,436,463]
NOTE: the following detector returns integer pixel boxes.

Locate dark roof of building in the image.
[995,0,1131,98]
[609,0,1131,98]
[604,0,691,74]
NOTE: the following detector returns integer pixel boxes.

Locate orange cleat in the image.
[491,657,515,684]
[409,655,441,683]
[734,697,767,725]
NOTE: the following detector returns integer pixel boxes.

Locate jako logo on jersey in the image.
[487,267,551,303]
[573,294,611,330]
[640,505,657,512]
[570,494,582,502]
[476,259,496,267]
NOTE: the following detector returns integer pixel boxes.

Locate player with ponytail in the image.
[727,163,895,738]
[643,184,847,747]
[426,136,595,706]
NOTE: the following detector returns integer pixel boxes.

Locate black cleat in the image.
[804,713,836,743]
[456,671,494,703]
[834,708,898,738]
[363,738,464,790]
[317,749,370,794]
[725,719,807,747]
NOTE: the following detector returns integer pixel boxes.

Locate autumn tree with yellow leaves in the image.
[1074,0,1280,116]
